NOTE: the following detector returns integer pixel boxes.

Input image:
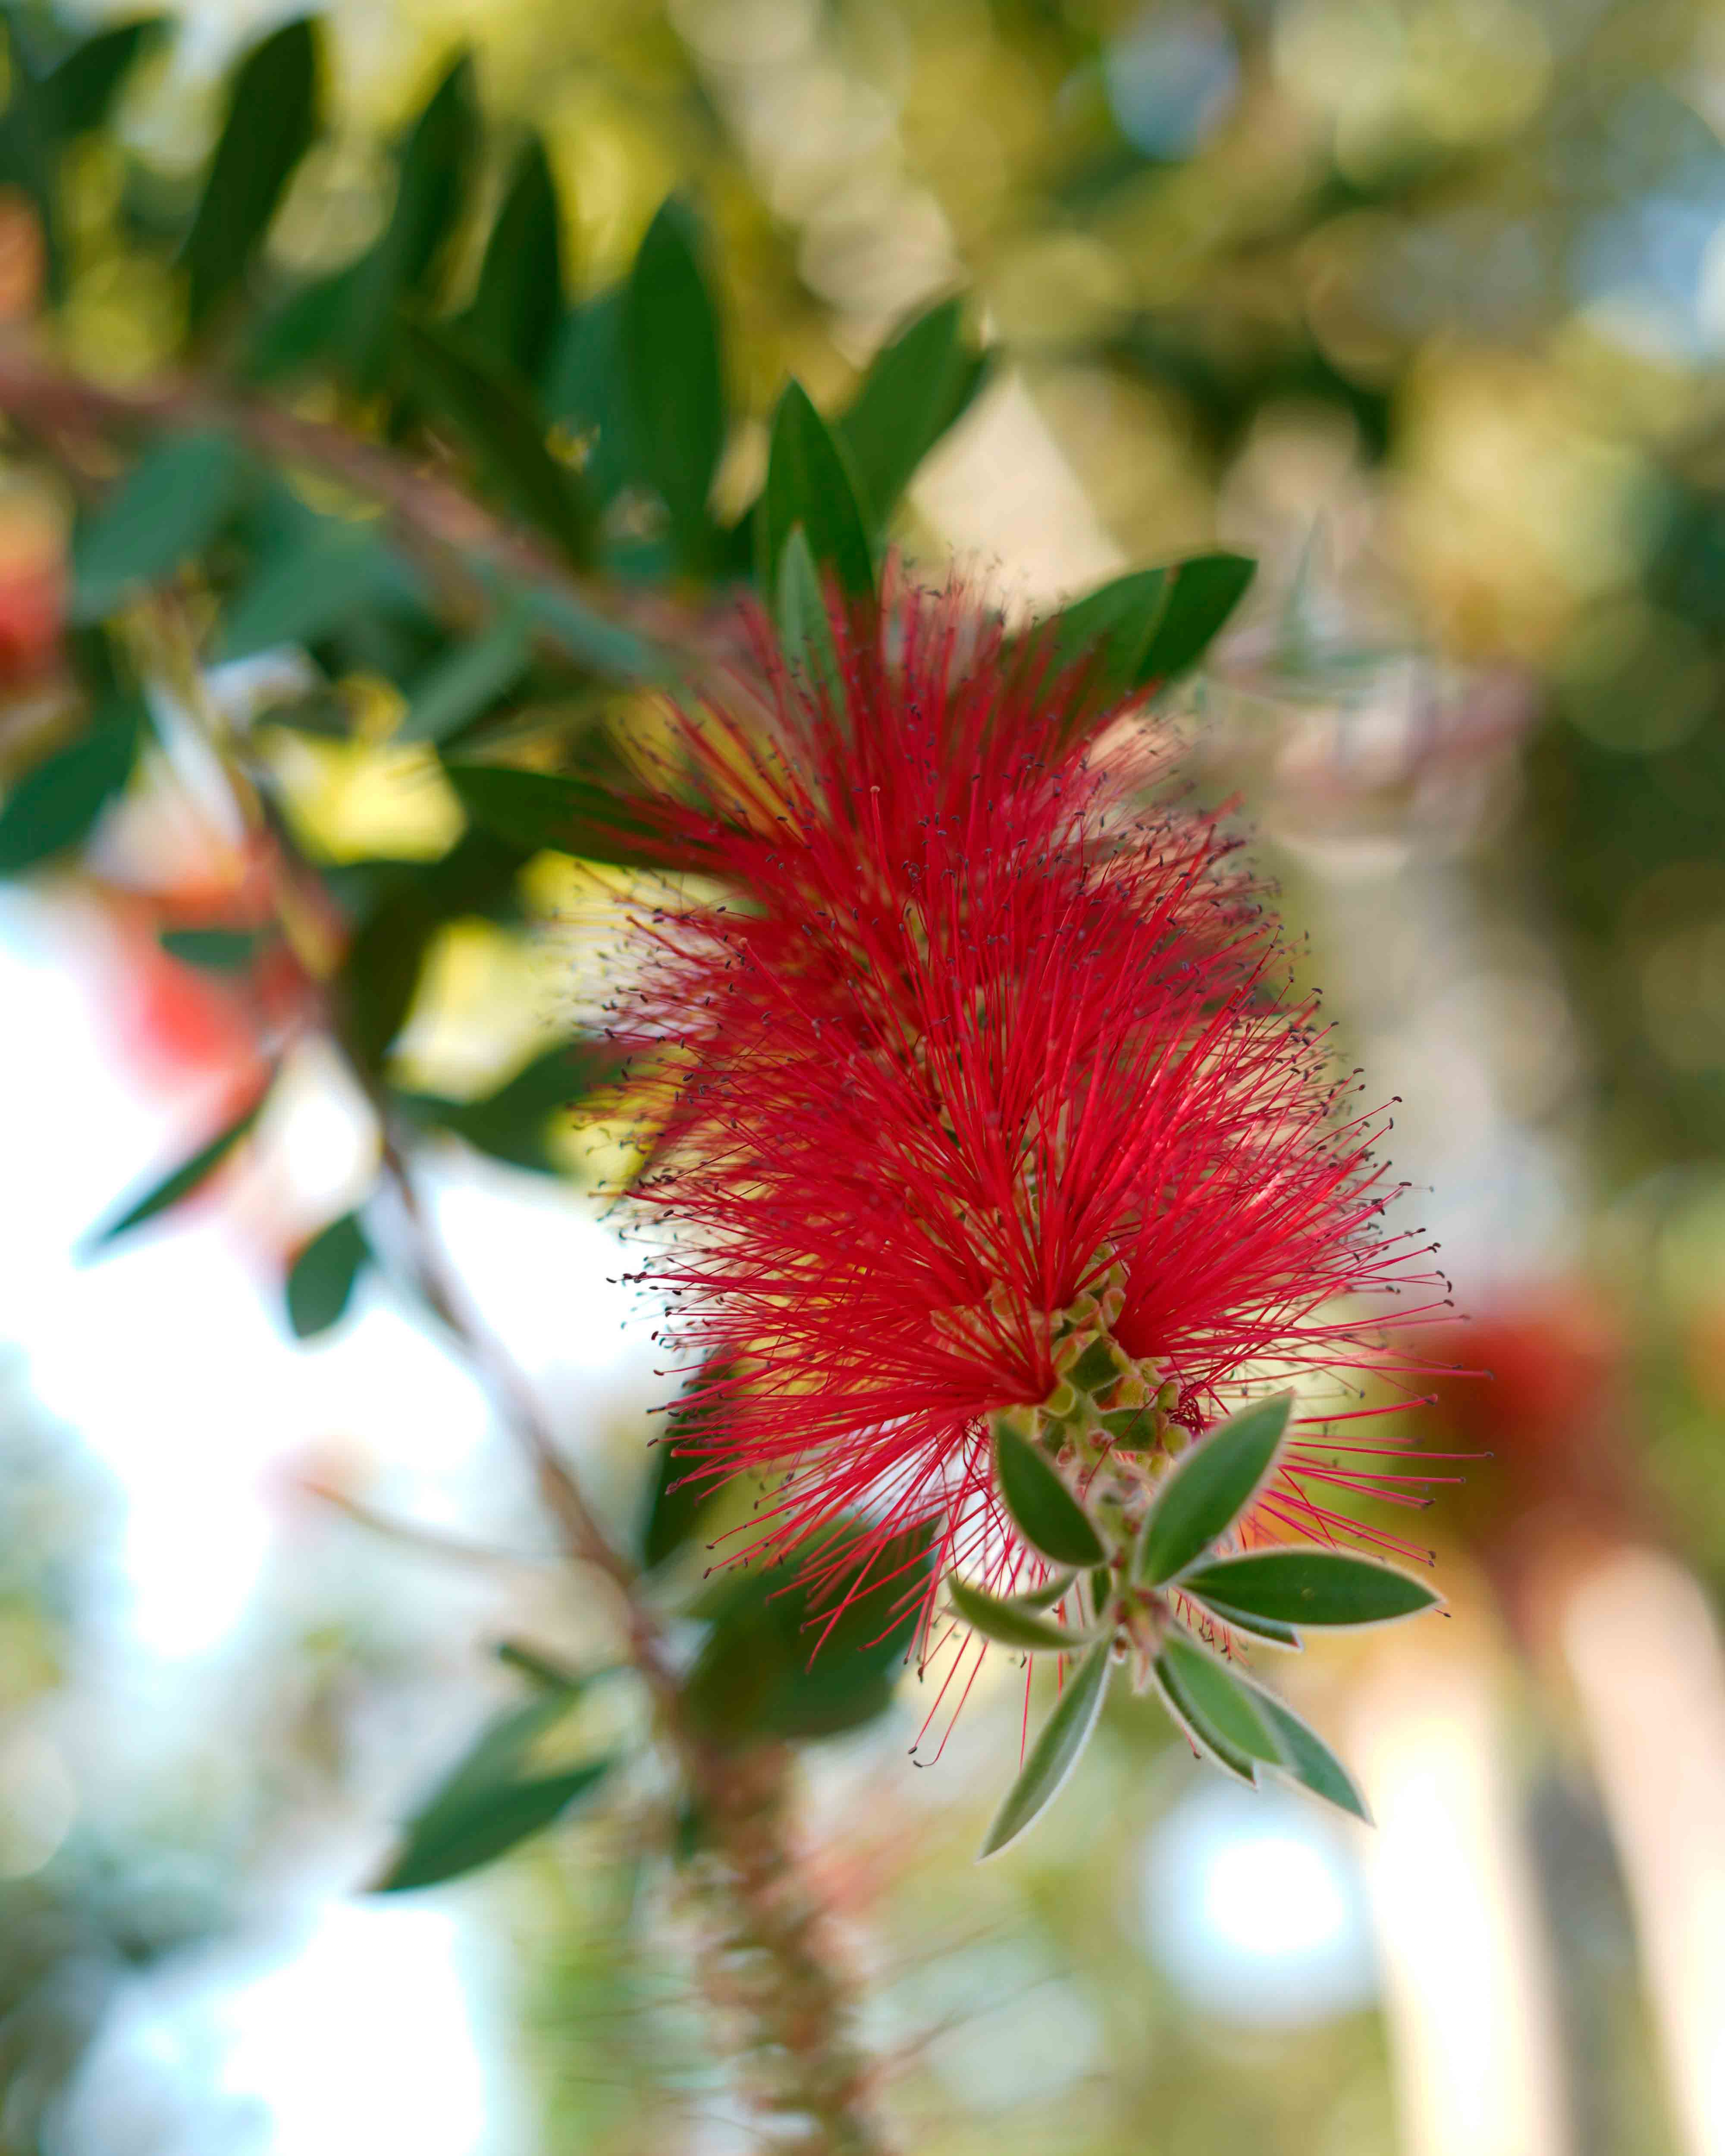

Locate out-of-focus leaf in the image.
[398,316,594,570]
[339,52,478,390]
[72,431,248,620]
[246,265,359,383]
[0,698,142,872]
[524,583,659,680]
[623,199,724,573]
[84,1090,267,1250]
[1155,1632,1283,1766]
[775,525,843,706]
[1179,1548,1443,1627]
[216,526,413,661]
[458,134,563,380]
[837,298,990,533]
[993,1422,1106,1567]
[180,18,319,327]
[159,927,257,971]
[285,1211,370,1339]
[639,1360,727,1568]
[1134,1393,1292,1588]
[684,1520,935,1744]
[45,17,163,135]
[394,1037,627,1174]
[376,1682,612,1891]
[442,759,674,871]
[979,1637,1113,1859]
[540,290,632,504]
[947,1573,1101,1654]
[398,608,533,745]
[0,26,61,290]
[1191,1601,1302,1649]
[1135,553,1255,683]
[757,380,874,601]
[1047,566,1169,698]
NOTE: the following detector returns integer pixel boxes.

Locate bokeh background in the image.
[6,0,1725,2151]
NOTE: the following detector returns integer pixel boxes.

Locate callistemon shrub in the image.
[627,582,1448,1851]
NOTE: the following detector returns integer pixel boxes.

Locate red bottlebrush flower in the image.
[623,581,1449,1727]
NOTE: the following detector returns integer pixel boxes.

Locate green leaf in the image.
[0,697,141,872]
[837,298,990,533]
[376,1689,613,1892]
[180,18,320,328]
[159,927,257,971]
[246,265,360,384]
[639,1362,725,1568]
[339,52,478,390]
[1134,1393,1292,1587]
[1048,566,1169,697]
[216,526,409,661]
[285,1212,370,1339]
[1179,1548,1443,1628]
[394,1037,627,1174]
[398,607,532,745]
[1136,553,1255,684]
[979,1637,1112,1859]
[947,1572,1100,1654]
[1246,1685,1371,1822]
[1150,1654,1259,1786]
[757,380,874,602]
[72,431,248,620]
[458,134,563,380]
[539,290,632,503]
[45,18,163,136]
[84,1091,267,1250]
[524,583,659,680]
[623,199,725,573]
[993,1422,1106,1568]
[0,27,63,293]
[398,315,594,570]
[1013,1570,1076,1611]
[1154,1632,1283,1766]
[774,525,842,705]
[1186,1598,1302,1649]
[442,760,672,871]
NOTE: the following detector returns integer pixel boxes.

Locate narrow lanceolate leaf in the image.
[45,19,164,138]
[1049,566,1169,699]
[1151,1649,1259,1786]
[72,431,248,619]
[181,17,319,326]
[1136,553,1255,684]
[398,317,595,570]
[84,1091,267,1250]
[1179,1548,1443,1628]
[398,608,532,745]
[623,199,725,574]
[947,1573,1101,1655]
[441,761,671,872]
[1244,1684,1371,1823]
[775,525,843,705]
[1186,1598,1302,1650]
[0,698,142,873]
[757,381,875,602]
[1134,1392,1293,1587]
[836,297,991,533]
[459,134,563,380]
[993,1422,1106,1568]
[285,1212,370,1339]
[979,1637,1113,1860]
[159,927,257,971]
[1155,1631,1283,1766]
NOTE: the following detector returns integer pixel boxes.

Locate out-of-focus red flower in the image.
[624,584,1447,1649]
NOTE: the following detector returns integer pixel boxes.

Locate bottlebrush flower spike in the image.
[623,576,1452,1841]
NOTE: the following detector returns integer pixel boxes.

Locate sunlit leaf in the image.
[993,1422,1106,1567]
[1134,1393,1292,1587]
[1179,1548,1443,1627]
[979,1638,1113,1859]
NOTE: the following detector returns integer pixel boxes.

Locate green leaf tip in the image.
[992,1420,1107,1568]
[979,1636,1113,1860]
[1134,1391,1292,1587]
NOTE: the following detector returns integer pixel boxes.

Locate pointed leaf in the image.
[1134,1392,1292,1587]
[1136,553,1254,683]
[1014,1571,1076,1611]
[393,1037,627,1174]
[837,297,991,532]
[0,697,141,872]
[181,18,319,327]
[160,927,258,971]
[623,199,724,573]
[1246,1685,1371,1822]
[216,527,409,661]
[947,1573,1101,1654]
[1179,1548,1443,1628]
[993,1423,1106,1568]
[45,19,164,136]
[398,608,532,745]
[376,1759,613,1891]
[72,430,247,619]
[442,761,675,871]
[1186,1597,1302,1649]
[757,380,874,602]
[1048,567,1169,696]
[285,1211,370,1339]
[1155,1631,1283,1765]
[979,1637,1112,1858]
[398,316,594,570]
[459,134,563,379]
[775,525,842,705]
[85,1091,267,1250]
[1151,1656,1260,1786]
